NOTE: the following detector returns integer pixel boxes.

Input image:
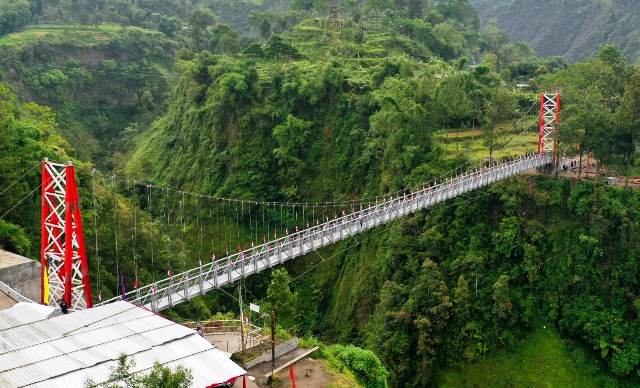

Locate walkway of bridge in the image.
[99,153,551,311]
[0,93,560,311]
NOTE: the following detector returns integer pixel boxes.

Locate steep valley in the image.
[1,1,640,387]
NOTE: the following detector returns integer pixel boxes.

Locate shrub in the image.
[0,220,31,255]
[328,344,388,388]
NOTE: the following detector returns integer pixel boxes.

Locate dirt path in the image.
[232,358,342,388]
[273,358,338,388]
[233,352,347,388]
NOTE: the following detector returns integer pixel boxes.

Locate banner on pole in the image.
[250,303,260,313]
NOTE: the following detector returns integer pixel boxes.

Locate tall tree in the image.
[407,259,452,385]
[482,87,517,161]
[266,268,296,324]
[189,9,216,51]
[617,68,640,180]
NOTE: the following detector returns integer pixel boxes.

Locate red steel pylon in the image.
[538,92,561,161]
[40,159,93,309]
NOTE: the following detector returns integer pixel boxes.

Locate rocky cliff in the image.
[472,0,640,62]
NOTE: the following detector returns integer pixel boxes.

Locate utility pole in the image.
[270,311,276,383]
[238,284,246,364]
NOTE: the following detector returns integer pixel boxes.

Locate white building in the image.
[0,301,245,387]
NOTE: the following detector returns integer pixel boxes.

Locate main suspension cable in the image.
[0,162,39,197]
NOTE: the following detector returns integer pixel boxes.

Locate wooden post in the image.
[269,311,276,384]
[239,285,246,364]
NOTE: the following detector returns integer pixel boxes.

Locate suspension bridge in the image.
[22,93,561,312]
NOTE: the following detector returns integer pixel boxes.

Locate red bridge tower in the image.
[538,92,561,161]
[40,159,93,310]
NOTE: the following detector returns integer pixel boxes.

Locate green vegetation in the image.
[266,268,297,326]
[84,354,192,388]
[439,325,631,387]
[299,337,387,388]
[542,45,640,176]
[0,0,35,35]
[0,23,127,48]
[0,0,291,45]
[438,122,538,163]
[1,1,640,387]
[287,178,640,386]
[0,24,175,165]
[328,344,389,388]
[0,83,69,255]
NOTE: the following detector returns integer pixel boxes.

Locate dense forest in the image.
[1,0,640,386]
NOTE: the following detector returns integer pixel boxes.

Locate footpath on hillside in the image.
[529,156,640,189]
[232,349,349,388]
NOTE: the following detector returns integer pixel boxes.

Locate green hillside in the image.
[439,325,631,387]
[0,24,175,164]
[472,0,640,62]
[1,1,640,387]
[125,4,640,387]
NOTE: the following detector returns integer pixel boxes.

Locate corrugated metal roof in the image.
[0,303,56,332]
[0,301,245,387]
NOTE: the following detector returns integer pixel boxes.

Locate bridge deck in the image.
[99,153,551,311]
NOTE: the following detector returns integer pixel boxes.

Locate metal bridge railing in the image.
[181,319,262,334]
[99,153,551,311]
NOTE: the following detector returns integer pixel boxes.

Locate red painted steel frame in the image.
[41,160,93,309]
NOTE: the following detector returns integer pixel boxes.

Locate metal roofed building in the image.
[0,300,246,387]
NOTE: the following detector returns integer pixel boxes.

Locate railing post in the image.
[310,231,315,251]
[184,274,190,302]
[168,277,174,308]
[254,248,259,273]
[299,233,305,255]
[289,238,294,260]
[241,253,246,279]
[151,288,157,312]
[277,243,282,264]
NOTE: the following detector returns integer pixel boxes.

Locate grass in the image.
[438,325,633,388]
[322,358,363,388]
[437,123,539,164]
[0,23,159,49]
[289,17,429,60]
